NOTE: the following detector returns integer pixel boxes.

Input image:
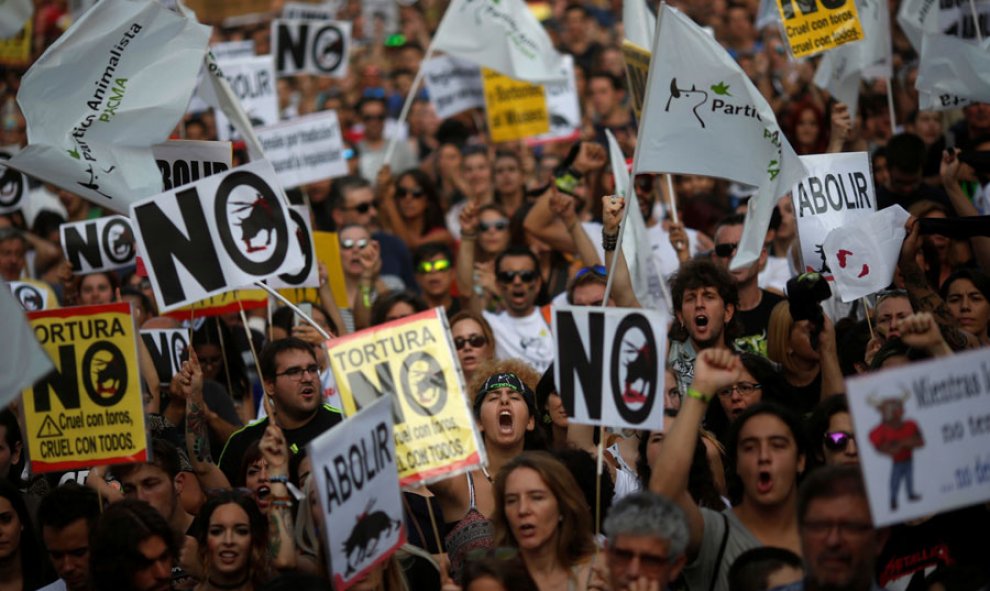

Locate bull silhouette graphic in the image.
[665,78,709,128]
[622,340,655,404]
[230,194,277,253]
[343,498,402,577]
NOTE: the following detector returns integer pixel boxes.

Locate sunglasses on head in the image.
[714,242,739,258]
[823,431,855,452]
[396,187,424,199]
[417,259,451,274]
[479,219,510,232]
[497,269,538,284]
[575,265,607,280]
[348,201,377,214]
[454,334,488,350]
[340,238,370,250]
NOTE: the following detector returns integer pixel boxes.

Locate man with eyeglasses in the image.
[479,245,554,373]
[591,491,689,591]
[798,466,888,591]
[711,213,785,357]
[413,242,461,317]
[218,338,341,486]
[355,96,416,186]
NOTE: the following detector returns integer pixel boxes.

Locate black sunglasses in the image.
[454,334,488,350]
[497,270,538,284]
[714,242,738,258]
[823,431,855,452]
[396,187,424,199]
[348,201,377,214]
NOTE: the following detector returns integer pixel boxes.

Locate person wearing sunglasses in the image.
[711,214,786,357]
[413,243,462,317]
[355,97,416,186]
[808,395,859,468]
[449,311,496,382]
[337,224,403,332]
[376,166,454,251]
[456,202,513,313]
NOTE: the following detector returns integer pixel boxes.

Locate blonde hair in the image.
[766,300,801,376]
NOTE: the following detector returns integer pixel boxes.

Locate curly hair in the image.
[466,358,541,407]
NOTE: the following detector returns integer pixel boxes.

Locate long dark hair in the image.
[395,169,448,235]
[193,319,251,400]
[194,490,271,587]
[0,479,52,589]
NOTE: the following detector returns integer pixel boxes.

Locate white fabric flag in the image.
[624,0,656,51]
[822,205,910,302]
[0,285,53,408]
[897,0,940,54]
[6,0,211,214]
[606,129,668,312]
[0,0,32,38]
[433,0,567,84]
[916,32,990,111]
[813,0,892,120]
[755,0,779,29]
[635,4,806,270]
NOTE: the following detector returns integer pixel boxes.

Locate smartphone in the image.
[294,303,313,328]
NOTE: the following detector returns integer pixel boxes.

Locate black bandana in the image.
[473,372,536,416]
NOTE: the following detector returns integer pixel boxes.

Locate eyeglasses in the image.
[340,238,370,250]
[454,334,488,350]
[275,364,320,379]
[396,187,424,200]
[716,382,761,398]
[575,265,607,280]
[347,201,377,214]
[362,113,386,122]
[497,269,538,284]
[801,520,872,537]
[417,259,451,274]
[823,430,855,452]
[714,242,739,258]
[479,219,510,232]
[608,547,671,571]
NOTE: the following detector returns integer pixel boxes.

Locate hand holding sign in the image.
[176,347,204,403]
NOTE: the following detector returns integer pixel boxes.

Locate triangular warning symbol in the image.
[37,415,63,439]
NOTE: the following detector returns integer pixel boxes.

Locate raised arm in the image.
[177,348,230,491]
[549,187,601,267]
[650,348,741,561]
[941,148,990,273]
[259,420,298,570]
[601,196,641,309]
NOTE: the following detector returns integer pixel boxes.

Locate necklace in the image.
[207,574,250,590]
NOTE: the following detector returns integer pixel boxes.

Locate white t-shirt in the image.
[37,580,67,591]
[758,254,792,293]
[483,308,554,374]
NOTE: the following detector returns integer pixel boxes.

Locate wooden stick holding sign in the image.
[255,280,333,341]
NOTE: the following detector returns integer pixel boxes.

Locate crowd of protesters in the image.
[2,0,990,590]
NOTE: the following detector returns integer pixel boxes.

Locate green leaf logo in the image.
[67,148,80,160]
[711,82,731,96]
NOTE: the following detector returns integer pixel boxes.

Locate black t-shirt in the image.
[218,404,342,486]
[734,290,786,356]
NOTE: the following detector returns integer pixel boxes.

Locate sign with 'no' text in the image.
[328,308,485,487]
[23,302,148,473]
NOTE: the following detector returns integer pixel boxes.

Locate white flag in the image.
[433,0,567,84]
[897,0,940,54]
[917,32,990,111]
[6,0,211,214]
[755,0,779,29]
[0,0,31,38]
[0,286,52,408]
[624,0,656,51]
[822,205,909,302]
[635,4,806,270]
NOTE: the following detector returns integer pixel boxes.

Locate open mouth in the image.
[499,410,514,433]
[517,523,536,537]
[694,315,709,328]
[218,550,240,563]
[256,485,271,500]
[756,470,773,494]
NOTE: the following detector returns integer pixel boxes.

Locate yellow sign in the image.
[0,19,32,66]
[328,308,485,487]
[483,68,550,144]
[313,231,349,310]
[776,0,864,58]
[23,303,148,474]
[622,40,651,120]
[165,288,268,320]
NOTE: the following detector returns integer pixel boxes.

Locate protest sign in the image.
[776,0,864,57]
[0,286,52,408]
[210,40,255,61]
[624,0,656,51]
[267,201,319,290]
[422,55,484,120]
[23,302,148,473]
[0,0,31,39]
[140,328,190,386]
[256,111,348,188]
[60,215,136,275]
[847,347,990,527]
[7,280,57,311]
[483,68,550,144]
[6,0,211,213]
[130,159,305,312]
[164,289,268,320]
[0,17,31,66]
[309,396,404,590]
[153,140,233,191]
[282,1,340,21]
[791,152,875,277]
[553,306,669,430]
[0,145,28,214]
[273,19,351,78]
[313,231,349,310]
[529,55,581,145]
[622,40,651,120]
[362,0,398,39]
[822,205,909,302]
[213,55,279,142]
[328,308,485,487]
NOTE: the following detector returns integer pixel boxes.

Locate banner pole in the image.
[665,174,680,225]
[215,316,236,401]
[384,43,437,164]
[254,281,333,341]
[969,0,984,42]
[601,189,633,306]
[594,435,605,538]
[884,76,897,134]
[862,296,875,339]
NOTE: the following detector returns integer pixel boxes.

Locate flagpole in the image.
[601,186,634,306]
[665,174,680,225]
[384,43,437,165]
[254,281,334,341]
[970,0,985,42]
[885,77,897,133]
